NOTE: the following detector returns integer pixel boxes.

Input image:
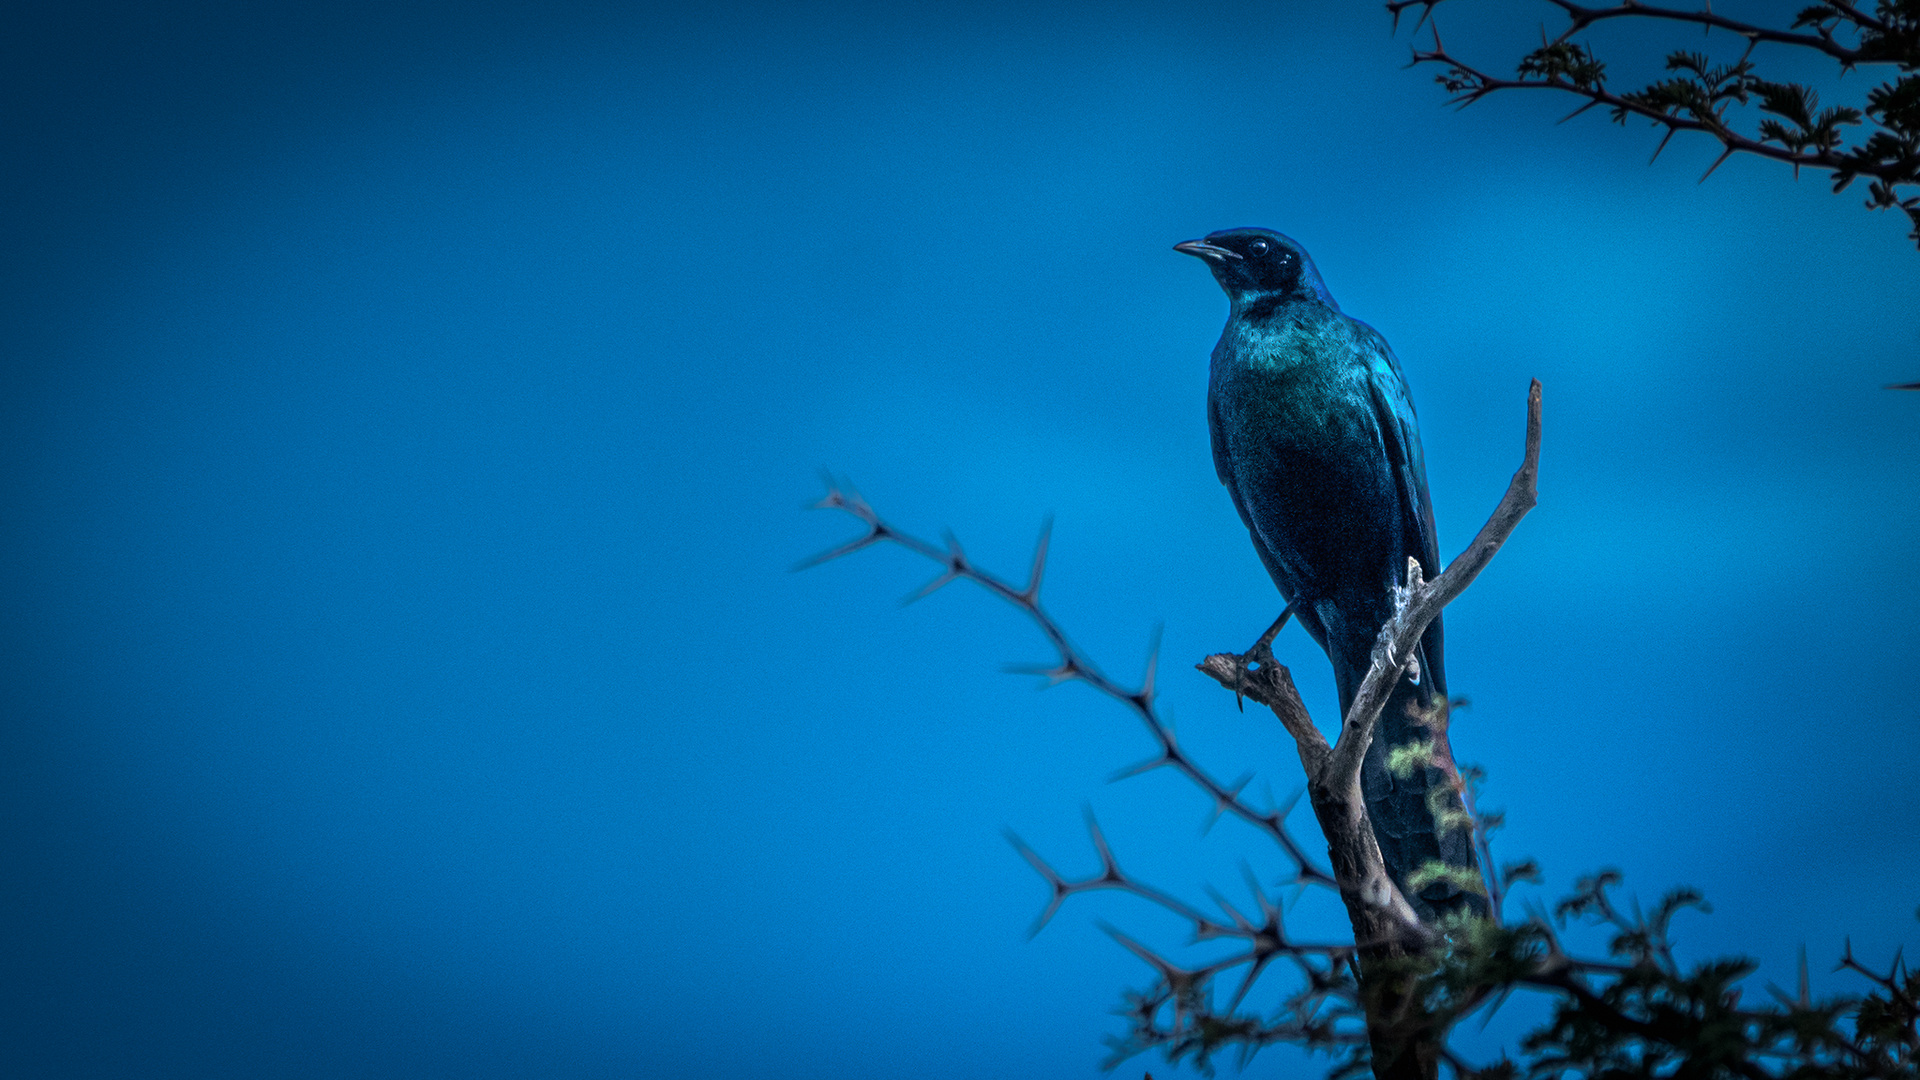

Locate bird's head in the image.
[1174,227,1337,311]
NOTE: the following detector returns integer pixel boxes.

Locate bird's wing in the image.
[1357,325,1441,583]
[1357,324,1450,697]
[1209,388,1266,544]
[1208,366,1309,606]
[1208,391,1235,487]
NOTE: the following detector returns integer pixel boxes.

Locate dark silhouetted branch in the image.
[801,476,1335,892]
[1386,0,1920,248]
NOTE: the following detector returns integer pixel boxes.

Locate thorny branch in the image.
[800,472,1371,1064]
[1385,0,1920,247]
[797,480,1335,892]
[1390,0,1899,66]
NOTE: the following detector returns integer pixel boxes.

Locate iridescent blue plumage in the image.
[1178,227,1485,920]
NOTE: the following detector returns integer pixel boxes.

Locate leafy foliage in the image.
[1108,866,1917,1080]
[1390,0,1920,247]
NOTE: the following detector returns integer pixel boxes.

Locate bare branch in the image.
[1195,650,1328,771]
[803,474,1338,889]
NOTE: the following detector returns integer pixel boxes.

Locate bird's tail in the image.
[1335,639,1488,923]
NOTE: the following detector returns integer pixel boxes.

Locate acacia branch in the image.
[799,478,1337,891]
[1546,1,1876,64]
[1388,0,1894,63]
[800,480,1402,1067]
[1389,2,1920,247]
[1413,38,1885,176]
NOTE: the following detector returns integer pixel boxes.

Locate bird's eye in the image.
[1248,240,1270,257]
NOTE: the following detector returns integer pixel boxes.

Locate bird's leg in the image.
[1231,604,1294,712]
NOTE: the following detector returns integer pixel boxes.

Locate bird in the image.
[1177,227,1486,922]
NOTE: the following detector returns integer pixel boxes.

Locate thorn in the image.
[810,468,842,508]
[1108,753,1170,783]
[1003,660,1080,687]
[1555,98,1601,125]
[1277,785,1305,819]
[1648,126,1678,164]
[1205,884,1252,932]
[1084,805,1122,882]
[792,529,885,571]
[1004,829,1071,937]
[1224,952,1274,1015]
[1024,894,1066,938]
[1477,986,1515,1030]
[1698,145,1735,183]
[1798,944,1810,1007]
[1022,515,1053,602]
[837,474,871,513]
[1137,623,1164,705]
[1241,862,1281,923]
[1102,922,1195,991]
[900,567,959,604]
[1202,772,1254,835]
[941,528,968,570]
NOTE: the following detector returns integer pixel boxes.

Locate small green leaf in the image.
[1386,738,1436,779]
[1409,860,1489,897]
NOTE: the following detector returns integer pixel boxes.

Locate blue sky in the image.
[3,2,1917,1077]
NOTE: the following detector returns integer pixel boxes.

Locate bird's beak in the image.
[1174,239,1240,261]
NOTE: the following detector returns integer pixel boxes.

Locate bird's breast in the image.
[1210,322,1369,451]
[1208,319,1402,596]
